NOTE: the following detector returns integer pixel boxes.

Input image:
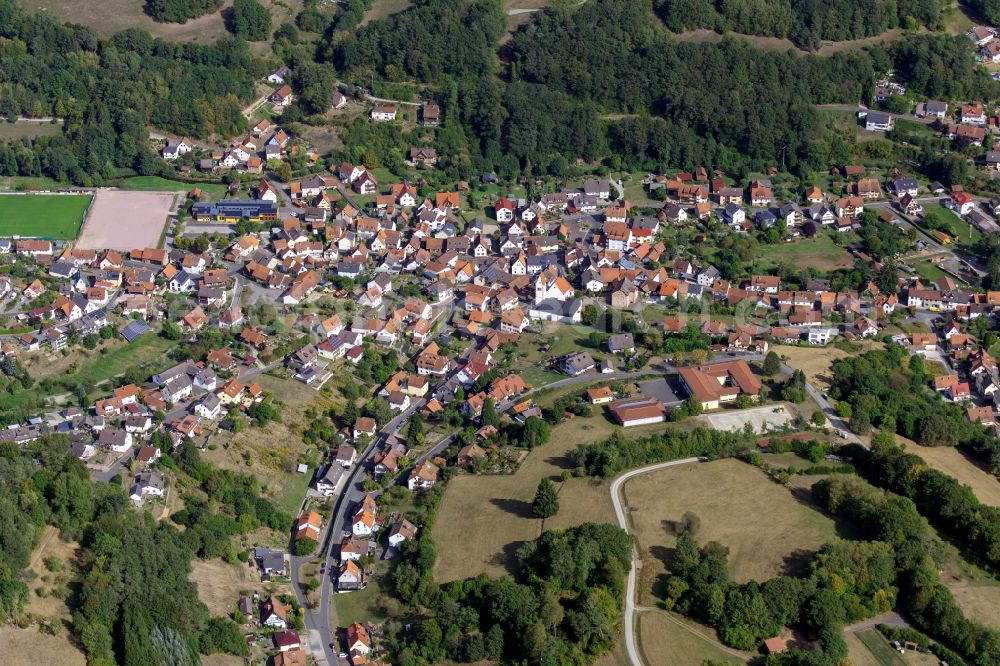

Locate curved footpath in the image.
[610,457,707,666]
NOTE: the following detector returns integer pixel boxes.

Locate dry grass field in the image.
[772,343,854,391]
[432,415,668,582]
[622,459,842,602]
[637,611,748,666]
[772,341,881,396]
[911,444,1000,508]
[0,121,63,141]
[19,0,302,42]
[939,547,1000,630]
[20,0,232,41]
[204,372,342,515]
[189,558,255,616]
[845,631,884,666]
[361,0,414,25]
[0,626,86,666]
[24,526,80,622]
[671,27,909,56]
[202,655,248,666]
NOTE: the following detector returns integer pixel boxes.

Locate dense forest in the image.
[144,0,223,23]
[653,0,947,49]
[0,435,245,665]
[333,0,506,81]
[0,0,261,185]
[329,0,924,177]
[323,0,1000,183]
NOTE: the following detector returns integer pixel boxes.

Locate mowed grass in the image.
[622,459,841,601]
[117,176,228,201]
[432,415,669,583]
[636,611,748,666]
[0,194,91,239]
[0,121,63,141]
[853,628,907,666]
[752,233,854,272]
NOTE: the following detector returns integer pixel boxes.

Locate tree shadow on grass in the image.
[489,497,534,519]
[489,539,528,576]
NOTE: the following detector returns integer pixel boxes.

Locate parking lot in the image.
[704,404,795,433]
[637,377,685,407]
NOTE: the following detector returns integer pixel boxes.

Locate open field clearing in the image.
[939,545,1000,629]
[19,0,232,41]
[912,444,1000,508]
[24,335,172,386]
[24,526,80,622]
[845,631,884,666]
[773,343,880,392]
[671,27,909,56]
[753,234,855,271]
[361,0,413,25]
[637,610,747,666]
[622,459,842,599]
[205,373,341,515]
[0,626,85,665]
[0,194,91,239]
[0,121,63,141]
[189,558,254,616]
[76,190,175,250]
[19,0,302,42]
[433,415,668,582]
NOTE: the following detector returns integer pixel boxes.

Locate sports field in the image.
[76,190,174,250]
[0,194,91,239]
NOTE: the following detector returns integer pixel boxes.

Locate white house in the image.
[370,105,398,121]
[162,138,192,160]
[129,472,165,503]
[863,112,893,132]
[808,328,838,345]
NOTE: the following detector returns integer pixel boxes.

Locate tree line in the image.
[666,465,1000,666]
[569,427,757,478]
[842,434,1000,574]
[814,470,1000,666]
[145,0,222,23]
[653,0,946,50]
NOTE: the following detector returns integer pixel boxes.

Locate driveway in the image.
[610,457,707,666]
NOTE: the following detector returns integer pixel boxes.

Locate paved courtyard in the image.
[636,376,684,407]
